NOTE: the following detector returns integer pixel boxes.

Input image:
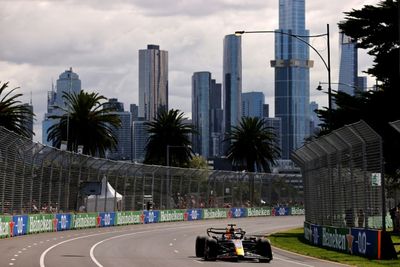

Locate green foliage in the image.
[189,155,208,169]
[0,81,34,138]
[225,117,280,173]
[144,109,195,167]
[47,90,121,157]
[317,0,400,179]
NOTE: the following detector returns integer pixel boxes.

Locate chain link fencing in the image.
[0,126,303,215]
[292,120,386,230]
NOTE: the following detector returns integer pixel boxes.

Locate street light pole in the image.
[236,24,332,130]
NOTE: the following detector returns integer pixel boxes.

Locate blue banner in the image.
[350,228,379,258]
[186,209,202,221]
[230,208,246,218]
[56,213,72,231]
[272,206,290,216]
[99,212,116,227]
[143,210,159,224]
[12,215,28,236]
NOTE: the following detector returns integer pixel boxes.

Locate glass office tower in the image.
[271,0,312,159]
[223,34,242,153]
[338,32,358,95]
[139,44,168,121]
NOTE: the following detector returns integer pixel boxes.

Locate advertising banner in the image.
[143,210,159,224]
[28,214,54,234]
[99,212,116,227]
[185,209,202,221]
[350,228,379,258]
[321,226,350,252]
[202,208,228,220]
[12,215,28,236]
[290,207,305,215]
[246,207,271,217]
[0,215,12,238]
[115,211,142,225]
[72,213,98,229]
[159,210,184,222]
[55,213,72,231]
[272,206,290,216]
[229,208,246,218]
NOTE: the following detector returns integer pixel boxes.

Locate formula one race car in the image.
[195,224,273,263]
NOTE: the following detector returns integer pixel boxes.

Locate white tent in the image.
[86,176,123,212]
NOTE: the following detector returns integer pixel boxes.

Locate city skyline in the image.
[0,0,379,142]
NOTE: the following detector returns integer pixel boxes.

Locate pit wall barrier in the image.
[304,221,397,260]
[0,206,304,239]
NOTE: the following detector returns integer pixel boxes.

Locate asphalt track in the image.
[0,216,348,267]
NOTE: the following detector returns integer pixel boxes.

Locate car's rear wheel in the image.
[204,238,218,261]
[195,236,206,257]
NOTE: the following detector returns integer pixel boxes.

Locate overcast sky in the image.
[0,0,380,142]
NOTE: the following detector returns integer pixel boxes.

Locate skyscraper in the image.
[338,32,358,95]
[138,44,168,121]
[192,72,211,158]
[242,92,265,118]
[42,68,81,145]
[104,99,132,160]
[223,34,242,153]
[22,103,34,140]
[210,79,223,157]
[271,0,312,159]
[132,120,148,162]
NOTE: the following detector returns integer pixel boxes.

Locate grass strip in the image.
[268,228,400,267]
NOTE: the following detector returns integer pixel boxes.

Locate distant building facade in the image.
[338,32,358,95]
[138,44,168,121]
[132,119,148,162]
[242,92,265,118]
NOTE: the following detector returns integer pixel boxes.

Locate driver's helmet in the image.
[226,226,235,239]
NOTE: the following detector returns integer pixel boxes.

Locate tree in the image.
[0,81,34,138]
[144,109,195,167]
[47,91,121,157]
[225,117,280,173]
[316,0,400,178]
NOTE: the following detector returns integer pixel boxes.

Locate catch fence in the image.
[292,120,386,229]
[0,126,303,215]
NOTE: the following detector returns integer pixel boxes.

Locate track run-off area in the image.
[0,216,347,267]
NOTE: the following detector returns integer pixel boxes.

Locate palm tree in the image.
[225,117,280,173]
[47,91,121,157]
[144,109,195,167]
[0,81,34,138]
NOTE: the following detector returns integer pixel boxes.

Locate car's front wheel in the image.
[195,236,206,257]
[204,238,218,261]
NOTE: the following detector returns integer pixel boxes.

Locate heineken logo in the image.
[0,221,8,236]
[247,208,270,217]
[29,217,53,233]
[161,211,183,222]
[117,213,141,225]
[322,228,347,251]
[74,216,97,229]
[203,209,226,219]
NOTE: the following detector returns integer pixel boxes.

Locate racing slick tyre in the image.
[204,238,218,261]
[195,236,206,257]
[257,238,273,263]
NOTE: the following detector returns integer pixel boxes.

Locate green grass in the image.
[268,228,400,267]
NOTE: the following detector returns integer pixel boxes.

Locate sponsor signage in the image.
[143,210,159,224]
[115,211,142,225]
[99,212,116,227]
[230,208,246,218]
[272,207,289,216]
[0,215,12,238]
[322,226,349,252]
[56,213,72,231]
[186,209,202,221]
[159,210,184,222]
[72,213,98,229]
[28,214,54,234]
[247,207,271,217]
[203,208,228,220]
[290,207,305,215]
[350,228,379,258]
[12,215,28,236]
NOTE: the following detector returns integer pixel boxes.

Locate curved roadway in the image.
[0,216,347,267]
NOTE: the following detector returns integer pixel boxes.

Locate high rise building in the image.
[263,104,270,118]
[210,79,223,157]
[223,34,242,153]
[309,101,320,135]
[192,72,211,158]
[42,68,81,145]
[130,104,139,121]
[138,44,168,121]
[104,99,132,161]
[21,103,34,140]
[264,117,282,159]
[357,76,367,93]
[242,92,265,118]
[338,32,358,95]
[271,0,312,159]
[132,120,148,162]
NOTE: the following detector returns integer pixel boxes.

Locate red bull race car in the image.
[195,224,273,263]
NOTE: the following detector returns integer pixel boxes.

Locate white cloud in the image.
[0,0,379,142]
